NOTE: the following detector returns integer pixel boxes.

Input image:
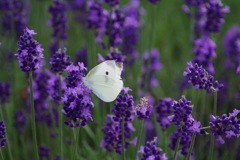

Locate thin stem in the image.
[29,71,39,160]
[121,120,125,160]
[173,137,181,160]
[135,120,145,158]
[186,133,196,160]
[210,92,218,160]
[0,106,13,160]
[74,127,80,160]
[58,75,63,160]
[0,149,4,160]
[200,126,211,130]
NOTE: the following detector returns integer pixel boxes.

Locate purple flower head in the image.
[141,48,163,91]
[50,48,71,74]
[68,0,87,24]
[39,145,50,158]
[14,109,26,135]
[112,87,134,122]
[183,62,223,94]
[210,109,240,144]
[192,33,216,74]
[105,51,126,63]
[101,115,136,154]
[135,97,152,120]
[156,98,174,129]
[105,0,119,7]
[48,0,68,54]
[223,25,240,73]
[0,121,6,148]
[75,46,88,67]
[63,63,93,127]
[137,137,168,160]
[46,70,67,104]
[15,28,44,72]
[87,1,109,46]
[65,63,86,88]
[204,0,229,33]
[148,0,160,4]
[107,9,125,48]
[0,82,11,104]
[185,0,203,6]
[169,96,205,155]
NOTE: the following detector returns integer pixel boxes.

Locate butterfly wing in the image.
[83,60,123,102]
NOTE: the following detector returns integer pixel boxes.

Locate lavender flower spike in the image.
[15,28,44,72]
[0,121,6,148]
[183,61,223,94]
[137,137,168,160]
[0,82,11,105]
[135,97,153,120]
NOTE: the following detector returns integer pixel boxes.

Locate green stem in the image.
[29,71,39,160]
[186,133,196,160]
[122,120,125,160]
[173,137,181,160]
[0,149,4,160]
[0,106,13,160]
[59,75,63,160]
[200,126,211,130]
[135,120,145,157]
[210,92,218,160]
[74,128,80,160]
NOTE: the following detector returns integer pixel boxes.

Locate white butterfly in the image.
[83,60,124,102]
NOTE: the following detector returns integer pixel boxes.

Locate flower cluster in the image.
[39,145,50,158]
[98,51,126,63]
[68,0,87,24]
[0,82,11,104]
[192,33,216,74]
[50,48,71,74]
[48,0,68,55]
[105,0,119,7]
[0,0,28,37]
[15,28,44,72]
[87,1,109,47]
[14,109,26,135]
[148,0,160,4]
[62,63,93,127]
[223,25,240,73]
[156,98,174,129]
[169,96,205,155]
[75,46,88,67]
[0,121,6,148]
[210,109,240,144]
[101,87,137,154]
[137,137,167,160]
[135,97,152,120]
[140,48,163,91]
[183,62,223,94]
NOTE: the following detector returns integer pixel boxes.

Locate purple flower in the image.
[137,137,167,160]
[102,51,126,63]
[148,0,160,4]
[0,121,6,148]
[15,28,44,72]
[87,1,109,46]
[185,0,202,6]
[62,63,93,127]
[0,82,11,104]
[75,46,88,67]
[140,48,163,91]
[68,0,87,24]
[169,96,205,155]
[223,25,240,73]
[112,87,134,122]
[39,145,50,158]
[14,109,26,135]
[204,0,229,33]
[156,98,174,129]
[48,0,68,55]
[105,0,119,7]
[50,48,71,74]
[192,33,216,74]
[210,109,240,144]
[135,97,152,120]
[183,62,223,94]
[101,115,136,154]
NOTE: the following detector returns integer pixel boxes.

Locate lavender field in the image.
[1,0,240,159]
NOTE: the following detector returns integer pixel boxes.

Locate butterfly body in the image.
[83,60,123,102]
